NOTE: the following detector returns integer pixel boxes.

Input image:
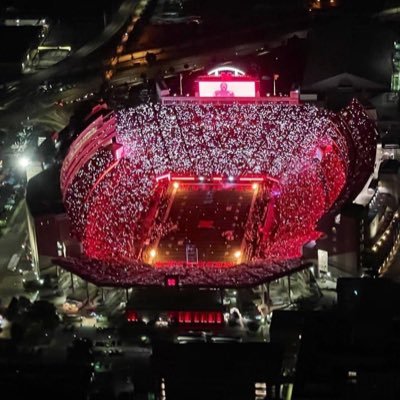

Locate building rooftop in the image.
[303,18,394,90]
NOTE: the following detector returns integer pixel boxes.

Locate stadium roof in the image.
[304,72,387,92]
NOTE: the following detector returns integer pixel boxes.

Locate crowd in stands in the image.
[59,101,376,286]
[54,256,309,287]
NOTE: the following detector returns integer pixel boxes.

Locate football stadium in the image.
[53,68,377,288]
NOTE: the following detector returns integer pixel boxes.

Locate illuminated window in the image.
[194,312,200,323]
[348,371,357,383]
[126,310,138,322]
[185,312,191,323]
[166,277,177,287]
[392,72,400,92]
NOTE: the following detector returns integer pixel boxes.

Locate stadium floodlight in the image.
[234,250,241,259]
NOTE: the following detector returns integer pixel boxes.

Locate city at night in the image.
[1,0,400,399]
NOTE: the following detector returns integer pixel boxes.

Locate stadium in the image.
[53,73,377,288]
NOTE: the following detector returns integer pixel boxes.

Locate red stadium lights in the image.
[170,175,265,184]
[156,173,171,182]
[194,312,200,323]
[59,100,377,287]
[197,66,258,98]
[185,312,192,324]
[84,159,120,204]
[170,175,196,182]
[239,176,264,182]
[207,66,246,76]
[126,310,138,322]
[166,277,177,287]
[164,310,223,325]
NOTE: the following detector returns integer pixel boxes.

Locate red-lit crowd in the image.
[59,101,376,286]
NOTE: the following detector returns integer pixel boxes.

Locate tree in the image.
[10,321,24,343]
[5,297,20,321]
[67,337,94,364]
[140,72,147,83]
[29,301,59,330]
[0,130,6,146]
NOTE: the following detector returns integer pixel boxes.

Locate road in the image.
[0,200,27,272]
[111,28,309,87]
[382,252,400,281]
[0,0,142,133]
[0,0,152,295]
[0,200,29,306]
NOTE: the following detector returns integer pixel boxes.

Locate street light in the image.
[18,156,30,168]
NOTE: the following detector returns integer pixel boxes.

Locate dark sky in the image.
[1,0,120,18]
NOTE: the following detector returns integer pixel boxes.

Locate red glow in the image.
[155,261,235,268]
[194,312,200,323]
[60,100,377,287]
[171,176,196,181]
[238,176,264,182]
[156,173,171,182]
[185,312,191,323]
[84,159,120,204]
[123,310,224,325]
[126,310,138,322]
[198,81,256,97]
[166,277,177,287]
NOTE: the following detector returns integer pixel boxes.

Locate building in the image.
[27,66,377,290]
